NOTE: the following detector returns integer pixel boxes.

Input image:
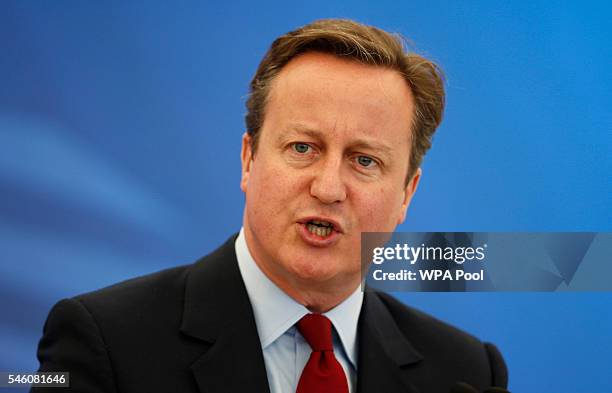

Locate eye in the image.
[292,143,311,154]
[356,155,376,168]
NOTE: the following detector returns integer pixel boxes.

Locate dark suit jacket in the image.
[34,234,508,393]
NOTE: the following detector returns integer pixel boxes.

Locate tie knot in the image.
[297,314,334,351]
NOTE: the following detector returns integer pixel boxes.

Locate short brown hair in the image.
[245,18,445,182]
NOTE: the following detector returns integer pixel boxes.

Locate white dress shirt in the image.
[235,228,364,393]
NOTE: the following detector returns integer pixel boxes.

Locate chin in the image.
[285,257,336,282]
[288,255,355,284]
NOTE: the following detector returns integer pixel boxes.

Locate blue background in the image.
[1,1,610,392]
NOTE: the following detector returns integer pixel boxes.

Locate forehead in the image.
[263,51,414,146]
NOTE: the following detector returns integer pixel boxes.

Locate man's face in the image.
[240,51,420,299]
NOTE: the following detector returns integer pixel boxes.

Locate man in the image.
[33,19,508,393]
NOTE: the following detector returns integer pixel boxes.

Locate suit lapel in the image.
[178,235,425,393]
[180,235,270,393]
[357,291,424,393]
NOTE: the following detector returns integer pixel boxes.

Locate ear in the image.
[397,168,421,224]
[240,132,254,193]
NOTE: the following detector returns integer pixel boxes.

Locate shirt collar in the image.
[235,227,363,368]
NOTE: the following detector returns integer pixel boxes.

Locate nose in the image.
[309,155,347,204]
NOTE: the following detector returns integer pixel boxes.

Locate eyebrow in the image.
[279,123,395,158]
[277,124,323,142]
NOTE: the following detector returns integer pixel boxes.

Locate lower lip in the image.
[296,223,342,247]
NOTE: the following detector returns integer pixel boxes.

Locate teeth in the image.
[311,220,332,227]
[306,223,332,237]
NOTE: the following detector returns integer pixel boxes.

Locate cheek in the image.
[250,159,283,192]
[355,186,405,231]
[247,159,306,217]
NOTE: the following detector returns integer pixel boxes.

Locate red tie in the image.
[296,314,349,393]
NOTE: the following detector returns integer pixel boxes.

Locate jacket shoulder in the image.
[35,235,242,392]
[75,233,239,317]
[75,264,190,315]
[375,292,508,388]
[376,292,483,346]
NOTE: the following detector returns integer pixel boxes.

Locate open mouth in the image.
[305,220,335,237]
